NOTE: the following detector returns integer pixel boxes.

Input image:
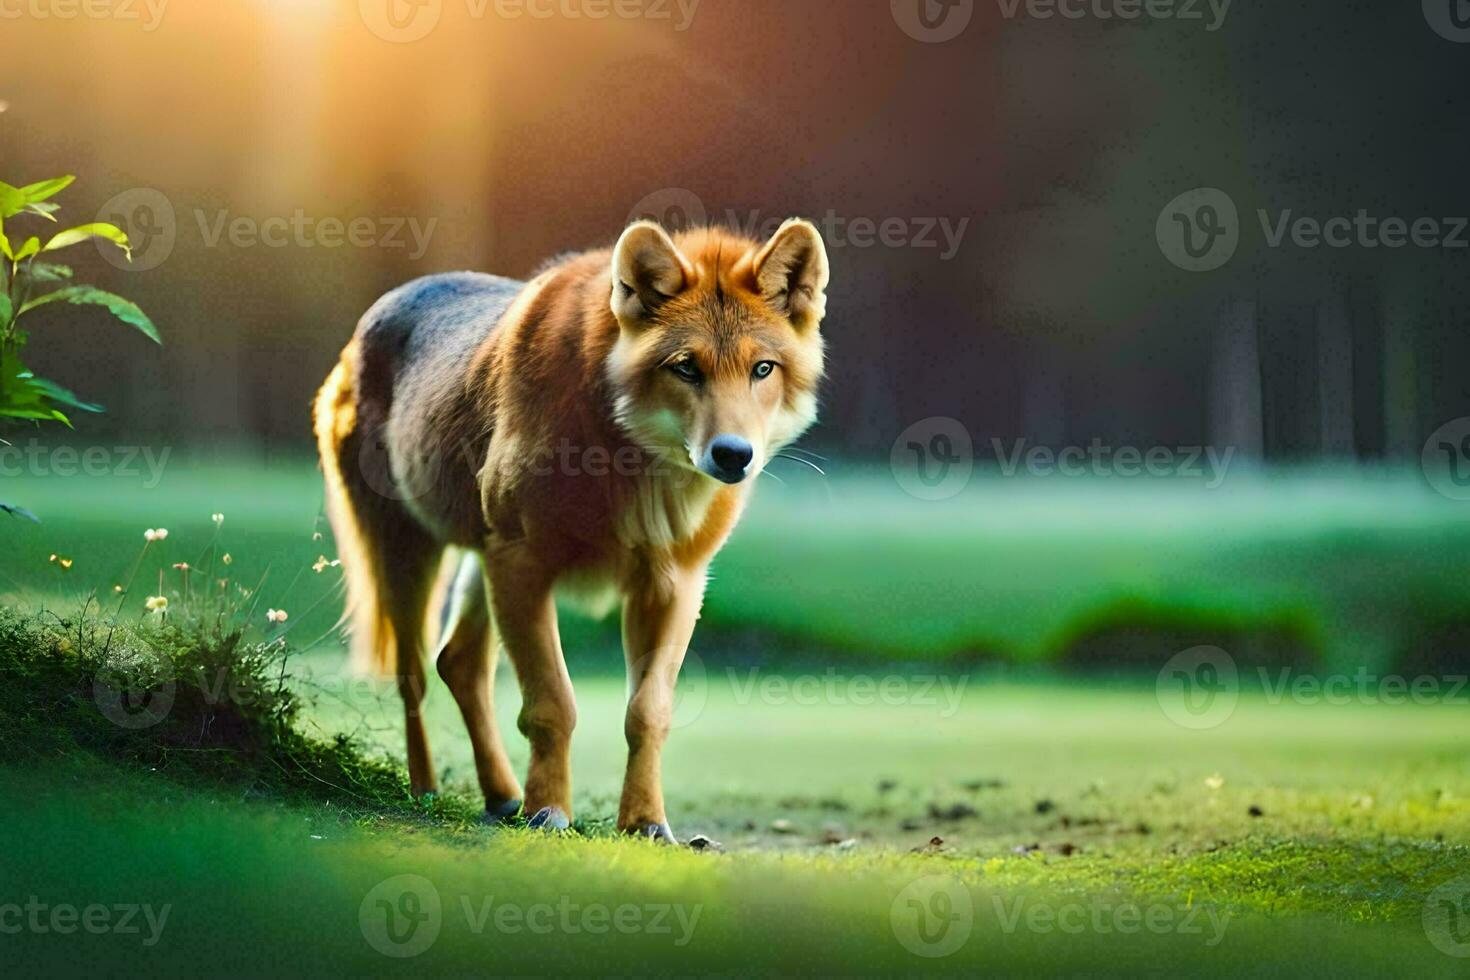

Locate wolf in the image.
[313,217,829,839]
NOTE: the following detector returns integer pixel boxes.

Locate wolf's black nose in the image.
[706,435,754,483]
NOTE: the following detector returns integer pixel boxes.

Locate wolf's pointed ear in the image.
[753,218,830,330]
[611,220,693,325]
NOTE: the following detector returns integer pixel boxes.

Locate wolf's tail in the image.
[313,342,395,676]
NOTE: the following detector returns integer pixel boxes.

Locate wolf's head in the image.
[605,218,829,485]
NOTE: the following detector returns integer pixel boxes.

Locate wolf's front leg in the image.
[485,544,577,830]
[619,565,707,842]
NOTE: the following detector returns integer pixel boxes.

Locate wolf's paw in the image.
[630,821,678,844]
[481,799,523,826]
[525,806,571,832]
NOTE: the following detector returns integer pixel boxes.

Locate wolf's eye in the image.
[752,361,778,380]
[668,359,702,384]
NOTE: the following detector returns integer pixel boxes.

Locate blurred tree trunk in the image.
[1259,293,1323,460]
[1349,275,1385,458]
[1209,299,1263,460]
[1316,285,1354,458]
[1380,278,1424,460]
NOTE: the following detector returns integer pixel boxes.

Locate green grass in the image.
[4,458,1470,974]
[4,658,1469,974]
[2,759,1464,977]
[285,647,1470,860]
[0,607,475,825]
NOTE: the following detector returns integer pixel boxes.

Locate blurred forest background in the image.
[2,0,1466,461]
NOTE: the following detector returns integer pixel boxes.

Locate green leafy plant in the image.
[0,175,160,427]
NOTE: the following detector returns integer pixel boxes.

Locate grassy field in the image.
[4,670,1468,975]
[2,456,1469,974]
[3,454,1469,669]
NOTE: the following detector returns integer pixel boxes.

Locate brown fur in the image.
[312,217,830,833]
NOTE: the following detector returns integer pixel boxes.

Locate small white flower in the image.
[145,595,169,613]
[221,553,233,566]
[144,528,169,542]
[266,608,288,624]
[211,513,225,526]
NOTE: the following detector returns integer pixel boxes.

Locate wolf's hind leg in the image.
[373,528,443,798]
[316,356,442,798]
[435,551,524,821]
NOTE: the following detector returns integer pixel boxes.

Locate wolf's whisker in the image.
[782,447,828,461]
[774,452,826,477]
